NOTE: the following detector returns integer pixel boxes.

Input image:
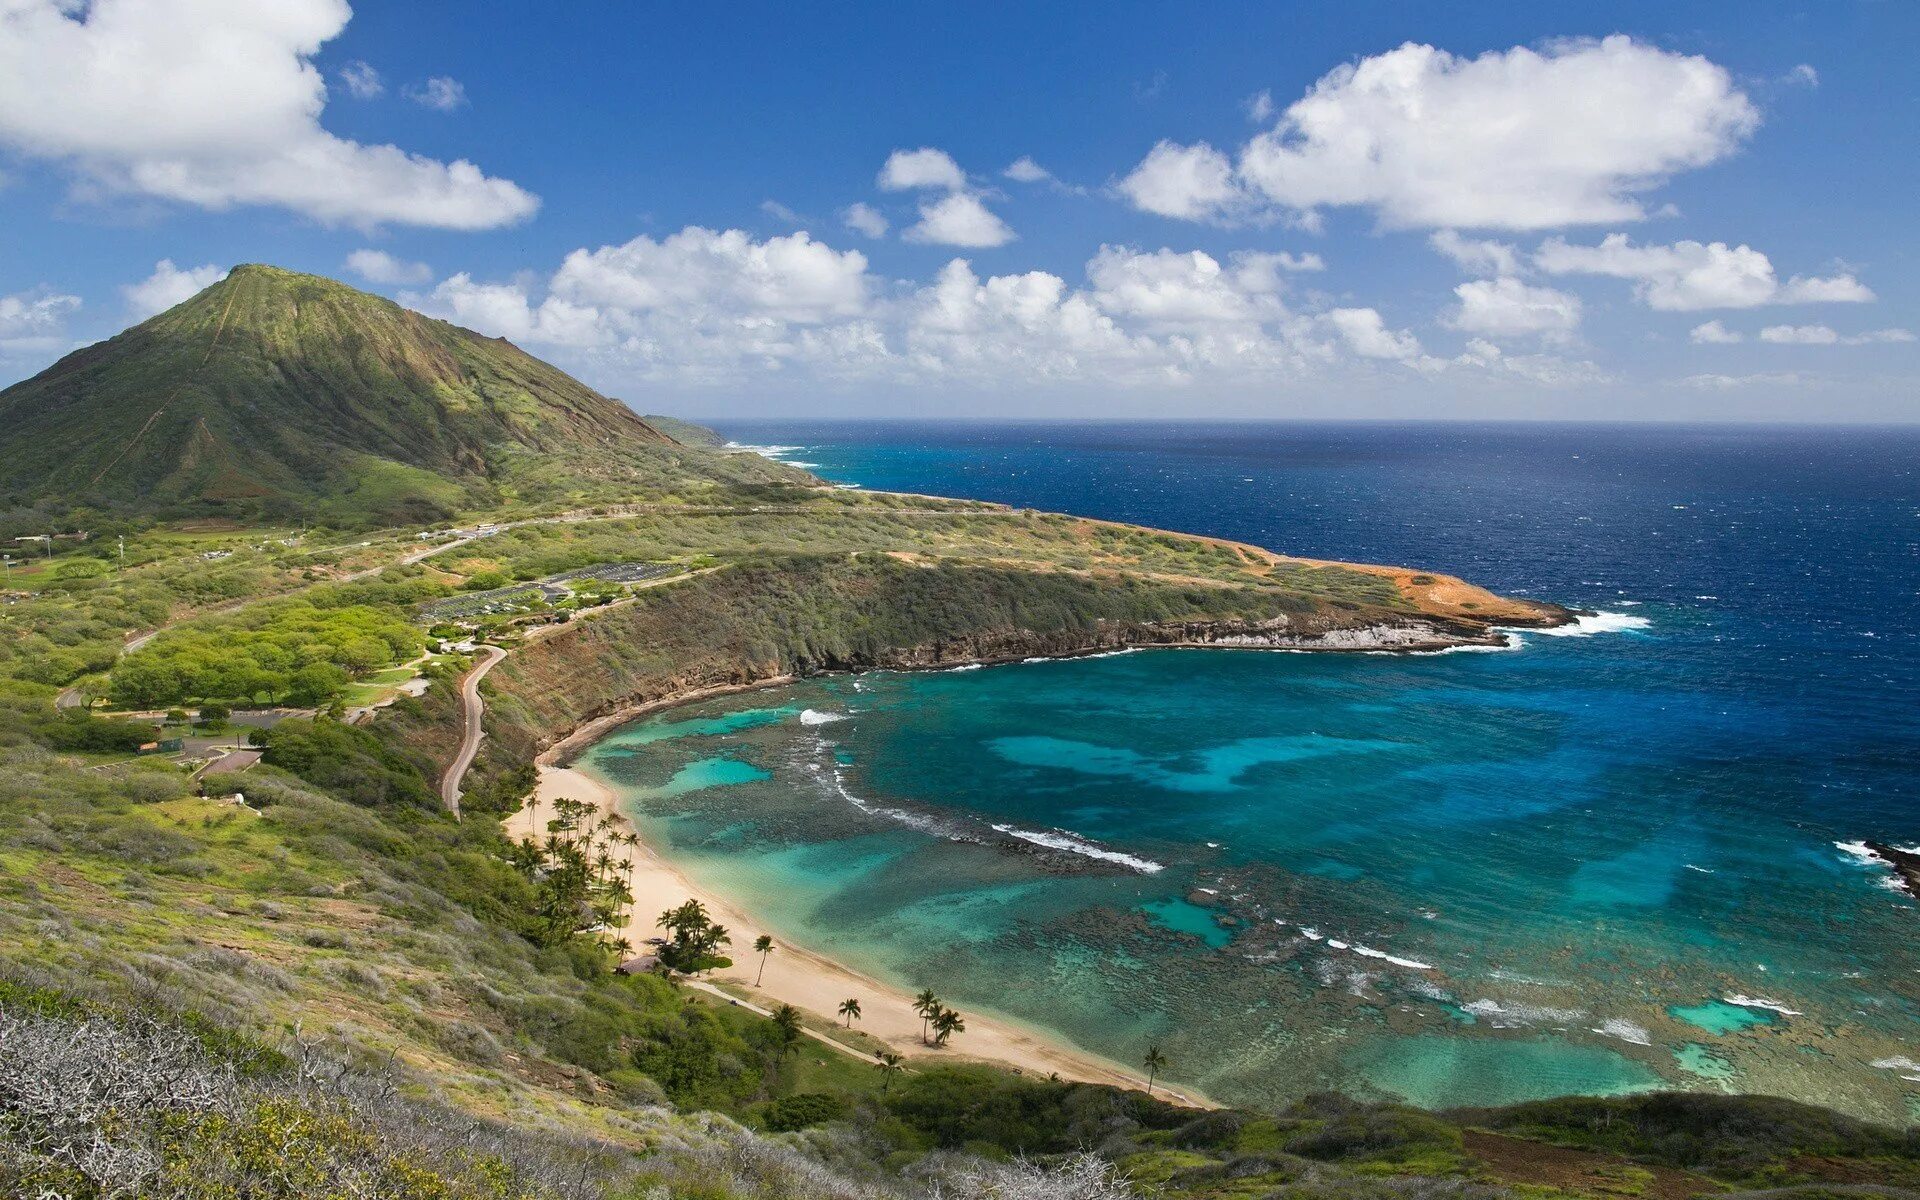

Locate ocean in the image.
[581,421,1919,1121]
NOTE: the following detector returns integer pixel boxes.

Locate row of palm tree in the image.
[911,988,966,1046]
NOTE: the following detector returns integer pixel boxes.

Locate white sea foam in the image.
[1870,1055,1920,1071]
[1725,993,1802,1017]
[1835,840,1887,867]
[1348,944,1436,971]
[1592,1018,1654,1045]
[941,662,984,672]
[989,825,1165,874]
[1463,998,1586,1027]
[1685,864,1715,874]
[1529,611,1653,637]
[798,709,846,726]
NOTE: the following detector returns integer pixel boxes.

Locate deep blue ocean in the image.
[585,421,1919,1120]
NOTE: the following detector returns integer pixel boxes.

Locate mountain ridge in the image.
[0,264,798,522]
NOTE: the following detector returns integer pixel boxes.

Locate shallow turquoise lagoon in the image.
[580,640,1919,1122]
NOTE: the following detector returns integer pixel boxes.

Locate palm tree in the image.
[874,1050,904,1092]
[1142,1045,1168,1096]
[753,934,775,985]
[770,1003,804,1057]
[930,1006,965,1047]
[837,997,862,1028]
[912,988,940,1044]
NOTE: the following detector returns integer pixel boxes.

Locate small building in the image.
[616,954,661,975]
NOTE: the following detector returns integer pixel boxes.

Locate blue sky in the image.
[1,0,1915,420]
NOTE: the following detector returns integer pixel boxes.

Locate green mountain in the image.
[0,264,799,523]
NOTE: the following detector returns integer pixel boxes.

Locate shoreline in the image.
[509,758,1214,1107]
[504,609,1585,1108]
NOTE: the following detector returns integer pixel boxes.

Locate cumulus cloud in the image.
[904,192,1016,248]
[406,76,467,111]
[1759,324,1914,346]
[0,0,536,229]
[1324,308,1422,360]
[1003,156,1051,183]
[338,60,383,99]
[0,287,80,358]
[1536,234,1874,311]
[876,147,1015,247]
[345,248,432,286]
[1116,140,1240,221]
[879,147,968,192]
[1783,63,1818,88]
[1430,230,1521,277]
[414,228,1447,391]
[1122,37,1757,231]
[1244,89,1275,122]
[1453,337,1609,387]
[1446,277,1582,339]
[1689,319,1742,344]
[121,259,225,317]
[840,202,888,238]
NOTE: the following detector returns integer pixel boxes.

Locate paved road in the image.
[439,644,505,816]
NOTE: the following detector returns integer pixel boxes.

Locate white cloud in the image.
[1446,277,1581,338]
[1003,156,1051,183]
[840,202,889,239]
[344,248,432,286]
[1760,324,1914,346]
[1775,274,1875,304]
[760,199,803,224]
[1453,337,1609,387]
[1689,319,1742,344]
[1325,307,1422,360]
[1126,37,1756,230]
[1783,63,1818,88]
[0,0,536,229]
[879,147,967,192]
[1430,230,1521,277]
[1536,234,1874,311]
[121,259,225,317]
[0,287,80,358]
[415,228,1450,391]
[1116,140,1241,221]
[904,192,1016,248]
[1244,89,1274,122]
[406,76,466,112]
[338,60,382,100]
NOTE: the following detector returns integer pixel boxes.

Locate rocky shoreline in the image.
[1864,842,1920,898]
[535,608,1571,765]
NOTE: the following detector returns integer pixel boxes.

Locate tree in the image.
[913,988,940,1044]
[1142,1045,1168,1096]
[753,934,775,986]
[770,1004,804,1058]
[874,1050,904,1092]
[837,998,861,1028]
[930,1005,965,1048]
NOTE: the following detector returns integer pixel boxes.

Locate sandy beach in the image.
[507,758,1209,1106]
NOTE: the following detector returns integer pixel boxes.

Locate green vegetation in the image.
[0,265,804,524]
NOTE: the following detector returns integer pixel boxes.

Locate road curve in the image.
[440,645,506,816]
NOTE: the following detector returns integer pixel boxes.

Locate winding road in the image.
[439,644,505,816]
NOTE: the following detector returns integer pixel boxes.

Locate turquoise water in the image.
[578,422,1919,1122]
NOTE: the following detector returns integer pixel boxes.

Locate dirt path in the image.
[440,645,505,815]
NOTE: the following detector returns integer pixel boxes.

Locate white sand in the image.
[507,762,1208,1105]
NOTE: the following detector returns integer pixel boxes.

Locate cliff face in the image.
[423,555,1561,790]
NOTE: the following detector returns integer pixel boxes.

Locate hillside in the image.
[0,265,803,523]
